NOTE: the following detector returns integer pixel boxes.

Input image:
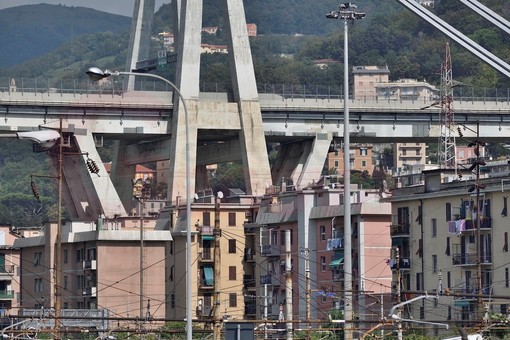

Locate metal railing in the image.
[2,76,510,103]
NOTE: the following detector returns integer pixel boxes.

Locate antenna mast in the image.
[439,42,456,169]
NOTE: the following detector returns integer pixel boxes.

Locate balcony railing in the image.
[82,287,97,297]
[199,249,213,261]
[83,260,97,270]
[244,304,257,316]
[452,252,492,266]
[0,290,14,299]
[389,258,411,270]
[260,274,272,285]
[332,271,344,282]
[243,275,256,289]
[390,224,410,237]
[244,248,255,262]
[261,245,281,257]
[198,225,214,235]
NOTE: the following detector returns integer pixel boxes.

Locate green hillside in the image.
[0,4,131,67]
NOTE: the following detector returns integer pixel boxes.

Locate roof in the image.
[352,65,390,74]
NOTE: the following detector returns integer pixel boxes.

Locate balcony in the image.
[83,287,97,297]
[389,258,411,270]
[390,224,410,237]
[260,274,272,285]
[83,260,97,270]
[244,304,257,316]
[198,249,213,262]
[332,271,344,282]
[199,225,214,235]
[261,245,281,257]
[452,252,492,266]
[243,275,256,289]
[0,290,14,299]
[0,266,14,280]
[448,217,492,234]
[244,248,255,262]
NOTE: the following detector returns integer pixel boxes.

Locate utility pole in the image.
[213,193,222,340]
[395,247,402,340]
[285,230,293,340]
[305,248,311,339]
[474,121,483,320]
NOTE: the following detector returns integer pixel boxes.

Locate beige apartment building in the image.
[165,191,256,322]
[393,142,428,173]
[388,168,508,335]
[14,217,171,323]
[327,143,374,176]
[352,65,390,100]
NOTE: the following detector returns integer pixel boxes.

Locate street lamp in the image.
[326,3,365,339]
[15,125,63,339]
[86,67,193,339]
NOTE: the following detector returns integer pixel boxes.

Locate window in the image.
[416,272,423,291]
[169,241,174,255]
[229,293,237,308]
[63,249,68,264]
[431,218,437,238]
[228,212,236,226]
[360,148,368,156]
[445,237,450,256]
[320,256,326,272]
[320,226,326,241]
[203,212,211,226]
[35,278,42,293]
[228,239,236,253]
[361,160,366,167]
[229,266,236,280]
[506,268,509,288]
[64,276,68,290]
[169,265,174,282]
[503,197,508,217]
[271,230,278,246]
[33,252,42,266]
[170,294,175,308]
[446,203,451,221]
[280,230,285,246]
[432,255,437,273]
[334,160,339,167]
[76,249,84,262]
[505,232,509,252]
[447,271,451,289]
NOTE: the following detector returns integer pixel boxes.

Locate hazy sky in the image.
[0,1,171,17]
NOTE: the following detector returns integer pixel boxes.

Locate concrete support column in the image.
[73,134,127,218]
[125,0,155,90]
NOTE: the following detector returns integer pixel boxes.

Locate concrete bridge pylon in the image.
[141,0,273,203]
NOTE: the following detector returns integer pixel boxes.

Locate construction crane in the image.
[438,42,456,169]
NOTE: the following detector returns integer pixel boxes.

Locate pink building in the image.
[250,184,393,326]
[0,225,21,316]
[14,218,171,324]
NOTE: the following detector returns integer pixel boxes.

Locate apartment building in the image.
[393,142,428,173]
[327,143,374,176]
[352,65,390,100]
[387,168,509,335]
[0,225,20,317]
[246,182,393,328]
[165,191,257,322]
[14,217,171,323]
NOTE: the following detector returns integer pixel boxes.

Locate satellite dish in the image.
[194,193,199,200]
[217,191,224,199]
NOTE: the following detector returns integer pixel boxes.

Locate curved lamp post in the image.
[86,67,193,339]
[12,127,63,338]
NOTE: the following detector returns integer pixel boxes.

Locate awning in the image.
[454,299,470,307]
[329,257,344,269]
[203,266,214,286]
[202,235,214,241]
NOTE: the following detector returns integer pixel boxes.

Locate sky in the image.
[0,1,171,17]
